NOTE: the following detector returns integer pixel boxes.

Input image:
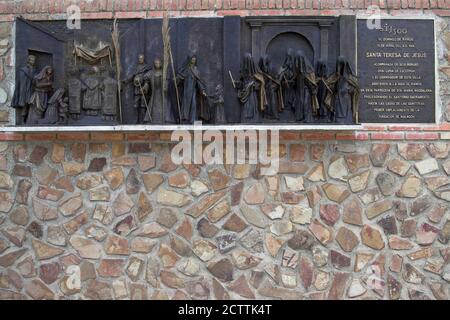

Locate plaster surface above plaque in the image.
[357,18,436,123]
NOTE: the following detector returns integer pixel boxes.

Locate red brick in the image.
[279,131,301,140]
[379,0,388,9]
[80,0,99,12]
[160,132,173,141]
[370,132,404,140]
[252,0,262,9]
[0,1,15,13]
[260,0,269,8]
[182,10,211,16]
[431,9,450,15]
[0,133,23,141]
[178,0,188,10]
[99,0,114,11]
[91,132,124,141]
[57,133,90,141]
[424,123,450,131]
[34,0,48,13]
[238,0,247,9]
[171,0,181,10]
[0,15,15,22]
[362,125,387,131]
[16,0,34,13]
[186,0,194,10]
[405,132,439,140]
[126,133,159,141]
[390,9,423,14]
[287,9,321,14]
[115,11,147,18]
[49,0,64,14]
[146,11,165,17]
[421,0,430,9]
[296,0,306,8]
[302,132,336,140]
[81,12,114,19]
[321,9,355,14]
[387,0,402,9]
[21,13,50,20]
[200,0,210,10]
[192,0,201,9]
[335,132,370,140]
[429,0,439,8]
[25,133,56,141]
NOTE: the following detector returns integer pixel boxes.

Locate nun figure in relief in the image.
[176,55,209,124]
[325,56,360,124]
[259,54,283,120]
[293,50,318,123]
[27,66,54,125]
[278,48,296,121]
[236,53,265,123]
[315,59,332,122]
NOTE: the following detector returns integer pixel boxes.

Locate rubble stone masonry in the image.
[1,0,450,300]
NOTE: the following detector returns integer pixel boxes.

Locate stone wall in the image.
[0,0,450,300]
[0,138,449,300]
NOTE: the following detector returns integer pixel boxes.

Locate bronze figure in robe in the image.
[102,70,118,121]
[325,56,360,124]
[27,66,53,125]
[293,50,318,123]
[259,54,283,120]
[68,67,82,120]
[236,53,265,123]
[177,55,209,124]
[144,58,174,124]
[315,60,332,122]
[81,66,103,116]
[11,54,36,123]
[127,54,152,124]
[43,88,66,125]
[278,48,296,122]
[210,84,226,124]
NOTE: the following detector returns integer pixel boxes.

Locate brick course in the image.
[1,0,450,21]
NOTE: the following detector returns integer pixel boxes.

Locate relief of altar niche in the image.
[232,16,359,125]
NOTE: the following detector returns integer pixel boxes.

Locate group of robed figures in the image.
[234,50,360,124]
[11,50,360,126]
[130,50,360,126]
[11,55,68,125]
[130,54,226,125]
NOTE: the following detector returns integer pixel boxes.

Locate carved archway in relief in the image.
[266,32,315,71]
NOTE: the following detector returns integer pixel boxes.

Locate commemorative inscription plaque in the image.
[357,19,436,123]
